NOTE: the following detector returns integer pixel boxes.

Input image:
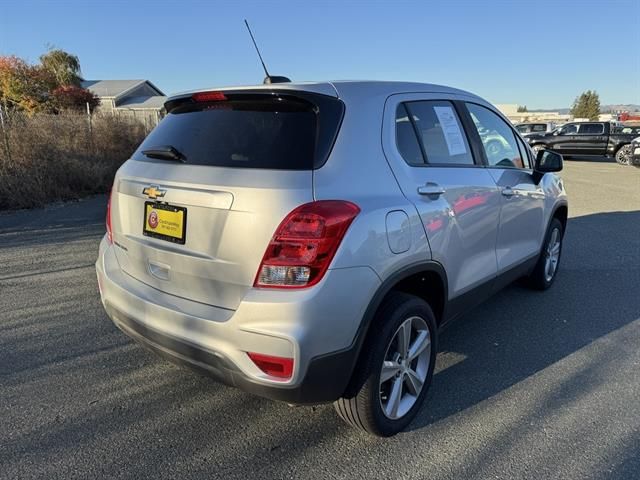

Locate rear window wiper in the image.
[141,145,186,162]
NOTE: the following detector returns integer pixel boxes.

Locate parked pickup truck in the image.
[526,122,640,164]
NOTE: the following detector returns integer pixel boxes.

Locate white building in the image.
[494,103,571,124]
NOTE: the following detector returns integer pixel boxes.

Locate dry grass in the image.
[0,112,148,210]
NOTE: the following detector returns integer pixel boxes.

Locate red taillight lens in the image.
[247,352,294,380]
[254,200,360,289]
[192,91,227,102]
[106,189,113,244]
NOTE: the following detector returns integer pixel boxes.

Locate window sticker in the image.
[433,106,467,156]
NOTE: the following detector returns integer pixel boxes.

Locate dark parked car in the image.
[527,122,638,164]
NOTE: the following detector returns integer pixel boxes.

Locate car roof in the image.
[167,80,482,102]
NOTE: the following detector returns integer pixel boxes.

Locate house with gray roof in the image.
[81,79,166,124]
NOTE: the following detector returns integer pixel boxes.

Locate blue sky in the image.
[1,0,638,109]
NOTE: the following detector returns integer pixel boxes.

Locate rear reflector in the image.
[192,91,227,102]
[254,200,360,289]
[247,352,294,380]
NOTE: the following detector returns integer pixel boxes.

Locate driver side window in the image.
[466,103,524,168]
[558,124,578,135]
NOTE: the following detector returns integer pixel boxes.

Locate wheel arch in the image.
[340,261,448,397]
[551,202,568,235]
[613,141,631,154]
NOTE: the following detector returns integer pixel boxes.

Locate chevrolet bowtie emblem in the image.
[142,186,166,200]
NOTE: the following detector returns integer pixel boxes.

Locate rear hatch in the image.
[110,88,344,311]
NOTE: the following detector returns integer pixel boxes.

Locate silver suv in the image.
[96,81,567,436]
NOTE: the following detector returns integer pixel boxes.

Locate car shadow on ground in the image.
[409,210,640,431]
[3,209,639,479]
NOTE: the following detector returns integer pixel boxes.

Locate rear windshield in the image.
[133,91,344,170]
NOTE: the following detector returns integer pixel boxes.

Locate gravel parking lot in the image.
[1,159,639,480]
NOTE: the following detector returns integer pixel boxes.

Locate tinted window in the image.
[532,124,547,132]
[558,124,578,135]
[395,104,424,165]
[516,124,531,133]
[399,101,474,166]
[134,92,344,170]
[466,103,525,168]
[578,123,604,134]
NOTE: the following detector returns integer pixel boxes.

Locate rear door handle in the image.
[417,183,445,196]
[501,187,515,198]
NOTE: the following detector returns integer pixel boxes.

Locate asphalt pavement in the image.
[1,159,639,480]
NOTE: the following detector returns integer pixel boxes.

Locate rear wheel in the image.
[526,218,563,290]
[334,292,437,437]
[615,145,632,165]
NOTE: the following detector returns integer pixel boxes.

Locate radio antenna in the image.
[243,19,291,84]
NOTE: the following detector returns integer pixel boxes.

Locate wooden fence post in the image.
[0,104,11,163]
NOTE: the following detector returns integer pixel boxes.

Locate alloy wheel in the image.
[379,316,431,420]
[544,227,561,282]
[616,145,632,165]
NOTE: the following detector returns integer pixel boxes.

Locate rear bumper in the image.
[96,237,380,404]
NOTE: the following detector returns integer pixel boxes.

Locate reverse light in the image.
[247,352,294,380]
[192,91,227,102]
[106,189,113,244]
[254,200,360,289]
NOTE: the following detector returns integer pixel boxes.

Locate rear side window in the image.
[578,123,604,134]
[133,92,344,170]
[395,104,424,165]
[532,124,547,132]
[396,100,475,166]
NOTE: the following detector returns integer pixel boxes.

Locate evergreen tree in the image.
[570,90,601,120]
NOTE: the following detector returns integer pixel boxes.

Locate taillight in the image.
[254,200,360,289]
[106,189,113,244]
[247,352,294,380]
[192,91,227,102]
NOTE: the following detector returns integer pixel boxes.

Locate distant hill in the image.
[600,104,640,113]
[530,104,640,114]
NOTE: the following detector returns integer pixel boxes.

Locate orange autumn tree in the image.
[0,49,99,114]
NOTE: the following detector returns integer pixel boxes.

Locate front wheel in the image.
[334,292,437,437]
[526,218,563,290]
[615,145,632,165]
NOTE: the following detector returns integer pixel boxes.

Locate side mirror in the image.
[533,149,563,183]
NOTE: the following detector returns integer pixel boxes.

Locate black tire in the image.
[615,145,632,165]
[334,292,437,437]
[526,218,564,290]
